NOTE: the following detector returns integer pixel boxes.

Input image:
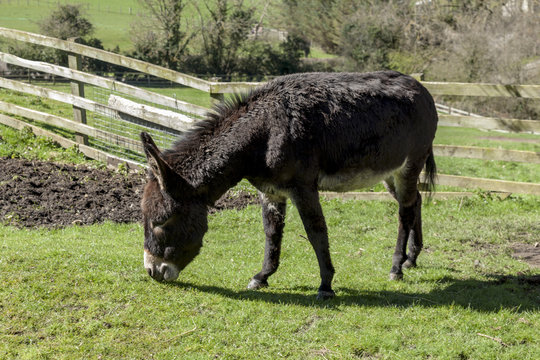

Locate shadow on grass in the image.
[170,273,540,312]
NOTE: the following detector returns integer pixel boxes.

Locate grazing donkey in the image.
[140,71,438,299]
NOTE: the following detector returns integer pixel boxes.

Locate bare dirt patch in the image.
[0,157,257,228]
[511,243,540,269]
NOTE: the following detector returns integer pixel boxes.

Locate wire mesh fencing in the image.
[0,68,205,165]
[85,84,195,164]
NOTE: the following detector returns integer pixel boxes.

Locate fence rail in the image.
[438,114,540,133]
[0,113,140,168]
[0,52,209,117]
[0,27,259,94]
[423,81,540,98]
[0,27,538,196]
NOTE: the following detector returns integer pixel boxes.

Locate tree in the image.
[130,0,194,69]
[340,7,402,71]
[38,4,94,40]
[194,0,255,77]
[8,4,106,71]
[237,35,308,80]
[275,34,309,73]
[280,0,357,53]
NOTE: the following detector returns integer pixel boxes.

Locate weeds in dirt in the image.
[0,124,89,164]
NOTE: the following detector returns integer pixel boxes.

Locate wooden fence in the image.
[0,27,539,197]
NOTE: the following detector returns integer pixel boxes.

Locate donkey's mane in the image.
[165,89,260,157]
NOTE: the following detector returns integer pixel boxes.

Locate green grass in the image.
[145,86,214,109]
[308,46,338,59]
[0,0,140,51]
[432,126,540,184]
[434,126,540,153]
[0,87,73,118]
[1,6,538,357]
[0,123,90,163]
[1,195,539,359]
[0,0,280,52]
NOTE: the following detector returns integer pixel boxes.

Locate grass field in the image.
[1,38,539,356]
[0,0,140,51]
[1,194,539,359]
[0,0,281,52]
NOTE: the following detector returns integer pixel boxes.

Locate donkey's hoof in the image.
[389,272,403,281]
[403,259,417,269]
[247,278,268,290]
[317,289,336,300]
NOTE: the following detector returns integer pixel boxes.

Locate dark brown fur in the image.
[141,71,438,298]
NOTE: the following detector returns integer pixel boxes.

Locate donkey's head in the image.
[140,132,208,282]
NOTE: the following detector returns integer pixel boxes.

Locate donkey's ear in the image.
[140,132,192,194]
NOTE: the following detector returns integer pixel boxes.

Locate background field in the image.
[0,0,276,52]
[0,0,140,51]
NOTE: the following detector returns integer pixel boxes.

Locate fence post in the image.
[209,76,224,104]
[210,92,224,104]
[67,37,88,146]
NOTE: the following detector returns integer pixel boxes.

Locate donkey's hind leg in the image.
[384,172,423,281]
[402,193,423,270]
[248,193,287,290]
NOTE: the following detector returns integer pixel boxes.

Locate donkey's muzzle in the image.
[144,250,180,282]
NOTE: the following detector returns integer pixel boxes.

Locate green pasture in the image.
[1,194,539,359]
[0,0,278,52]
[1,3,539,357]
[0,0,140,51]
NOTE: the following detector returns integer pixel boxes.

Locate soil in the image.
[512,243,540,269]
[0,157,257,228]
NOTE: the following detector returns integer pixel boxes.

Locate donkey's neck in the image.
[194,149,249,205]
[168,122,258,206]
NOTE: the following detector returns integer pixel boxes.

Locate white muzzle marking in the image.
[144,250,180,282]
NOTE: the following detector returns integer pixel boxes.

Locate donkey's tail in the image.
[423,147,437,197]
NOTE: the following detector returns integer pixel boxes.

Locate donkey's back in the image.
[248,71,438,195]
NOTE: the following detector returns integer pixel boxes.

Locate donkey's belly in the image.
[318,161,406,192]
[318,170,388,192]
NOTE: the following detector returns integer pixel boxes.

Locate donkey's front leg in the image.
[248,193,287,290]
[290,188,335,300]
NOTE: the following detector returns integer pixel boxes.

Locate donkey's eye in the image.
[153,225,165,239]
[151,220,165,228]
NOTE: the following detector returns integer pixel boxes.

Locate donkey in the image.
[140,71,438,299]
